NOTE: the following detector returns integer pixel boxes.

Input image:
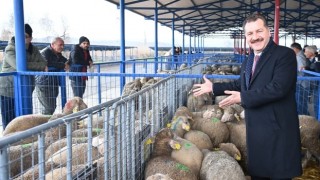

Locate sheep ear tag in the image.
[166,123,172,128]
[235,154,241,161]
[73,106,79,113]
[169,140,181,150]
[145,137,154,145]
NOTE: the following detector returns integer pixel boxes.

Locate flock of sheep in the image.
[1,62,320,180]
[144,88,320,180]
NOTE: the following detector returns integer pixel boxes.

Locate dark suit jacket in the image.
[214,40,302,178]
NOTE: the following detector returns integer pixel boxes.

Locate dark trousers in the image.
[71,79,86,98]
[36,85,59,115]
[0,95,15,129]
[251,176,291,180]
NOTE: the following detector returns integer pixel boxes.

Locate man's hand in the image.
[193,75,213,97]
[219,90,241,108]
[64,63,70,71]
[44,66,48,72]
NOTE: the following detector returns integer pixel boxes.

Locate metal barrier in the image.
[0,66,203,179]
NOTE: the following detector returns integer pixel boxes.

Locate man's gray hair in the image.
[305,45,317,54]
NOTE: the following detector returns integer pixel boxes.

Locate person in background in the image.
[0,24,47,129]
[304,45,320,117]
[290,42,310,115]
[35,37,69,115]
[68,36,93,98]
[193,14,302,180]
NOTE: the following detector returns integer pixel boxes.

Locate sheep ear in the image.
[169,140,181,150]
[234,154,241,161]
[145,137,155,145]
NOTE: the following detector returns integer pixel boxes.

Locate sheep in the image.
[45,137,88,160]
[146,173,173,180]
[183,130,213,150]
[71,128,102,137]
[78,115,105,129]
[226,119,248,173]
[122,78,142,96]
[9,142,39,178]
[217,143,242,161]
[197,117,229,147]
[202,106,224,120]
[62,96,88,115]
[45,164,86,180]
[15,160,57,180]
[145,156,197,180]
[220,106,238,123]
[48,143,100,167]
[171,137,203,176]
[3,114,51,145]
[151,128,180,157]
[174,106,194,120]
[187,90,213,112]
[200,149,246,180]
[298,115,320,166]
[44,113,67,146]
[169,116,191,137]
[214,95,228,104]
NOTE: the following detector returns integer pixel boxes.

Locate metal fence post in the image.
[0,146,9,180]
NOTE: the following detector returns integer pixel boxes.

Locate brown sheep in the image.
[183,130,213,150]
[226,119,248,173]
[9,142,39,178]
[198,117,229,147]
[298,115,320,165]
[146,173,173,180]
[15,161,57,180]
[218,142,242,161]
[174,106,194,120]
[187,91,213,112]
[62,96,88,115]
[221,106,238,123]
[152,128,180,157]
[3,114,51,145]
[171,137,203,176]
[45,137,88,159]
[45,165,86,180]
[48,143,100,167]
[145,156,197,180]
[169,116,191,137]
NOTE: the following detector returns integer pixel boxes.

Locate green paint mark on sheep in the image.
[176,163,190,172]
[21,143,32,148]
[211,117,220,123]
[184,143,192,149]
[93,128,102,134]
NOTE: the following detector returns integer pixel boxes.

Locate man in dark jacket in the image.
[68,36,93,98]
[0,24,47,128]
[35,37,69,115]
[193,14,302,179]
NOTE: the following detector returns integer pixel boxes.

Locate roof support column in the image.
[119,0,126,93]
[273,0,280,44]
[171,14,175,70]
[154,0,158,73]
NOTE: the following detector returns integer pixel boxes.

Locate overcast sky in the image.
[0,0,318,48]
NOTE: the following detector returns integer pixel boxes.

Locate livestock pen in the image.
[0,55,319,179]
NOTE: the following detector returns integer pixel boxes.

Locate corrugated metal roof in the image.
[105,0,320,39]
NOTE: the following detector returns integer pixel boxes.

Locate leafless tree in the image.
[59,17,70,43]
[39,14,54,42]
[0,13,14,41]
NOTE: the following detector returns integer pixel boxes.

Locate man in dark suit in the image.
[193,14,302,180]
